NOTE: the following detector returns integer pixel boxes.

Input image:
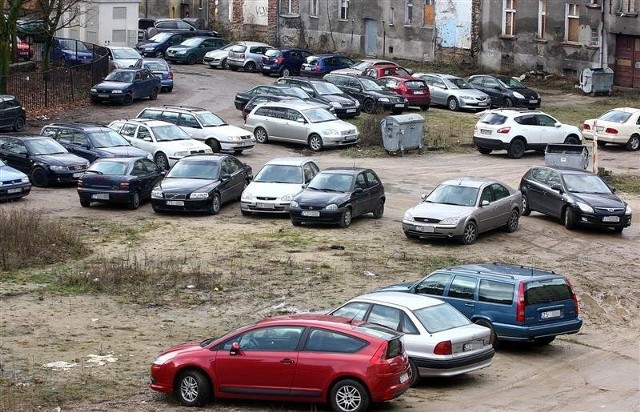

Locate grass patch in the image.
[607,173,640,194]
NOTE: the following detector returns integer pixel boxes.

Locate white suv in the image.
[473,109,582,159]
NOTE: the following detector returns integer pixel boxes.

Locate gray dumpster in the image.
[380,114,425,155]
[579,67,614,96]
[545,144,590,170]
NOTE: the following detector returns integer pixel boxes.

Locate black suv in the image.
[0,95,26,132]
[274,77,361,119]
[41,123,150,162]
[323,73,407,114]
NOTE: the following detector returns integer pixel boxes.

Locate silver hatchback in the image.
[227,41,273,72]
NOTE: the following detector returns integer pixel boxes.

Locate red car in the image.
[379,76,431,110]
[15,38,34,61]
[150,313,411,411]
[362,65,412,79]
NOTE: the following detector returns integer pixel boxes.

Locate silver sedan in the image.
[413,73,491,111]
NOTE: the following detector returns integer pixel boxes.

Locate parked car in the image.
[141,58,173,92]
[323,73,408,114]
[402,177,522,245]
[467,74,541,109]
[289,167,384,227]
[51,37,93,65]
[165,36,229,64]
[241,95,306,120]
[227,41,273,72]
[274,76,362,118]
[149,313,411,410]
[362,65,413,79]
[0,158,31,200]
[261,47,313,77]
[240,157,320,215]
[244,102,358,152]
[77,156,164,209]
[203,42,235,69]
[233,84,335,114]
[107,119,212,170]
[472,109,582,158]
[330,58,399,75]
[0,95,26,132]
[15,38,34,61]
[106,46,142,71]
[378,76,431,110]
[377,263,583,347]
[519,165,632,232]
[301,54,355,77]
[413,73,491,111]
[330,291,494,385]
[136,31,215,58]
[581,107,640,151]
[137,105,255,154]
[90,68,161,105]
[16,18,46,44]
[151,154,252,214]
[0,135,89,187]
[41,123,150,162]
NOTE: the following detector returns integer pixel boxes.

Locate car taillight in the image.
[516,283,525,323]
[275,57,284,64]
[398,83,408,93]
[582,123,591,130]
[314,66,320,72]
[371,341,390,363]
[497,127,511,134]
[168,71,173,79]
[77,179,83,186]
[240,53,245,59]
[119,182,129,190]
[565,277,580,316]
[604,127,618,134]
[433,341,452,355]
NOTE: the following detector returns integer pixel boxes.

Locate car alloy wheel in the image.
[462,221,478,245]
[521,193,531,216]
[154,153,169,171]
[626,135,640,151]
[30,167,49,187]
[505,209,519,232]
[177,370,209,407]
[254,127,268,143]
[13,116,25,132]
[330,379,369,412]
[128,191,141,210]
[362,99,375,114]
[507,139,525,159]
[308,134,323,151]
[339,207,352,228]
[563,207,577,230]
[447,97,459,111]
[209,193,221,215]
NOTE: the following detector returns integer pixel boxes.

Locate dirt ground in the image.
[1,65,639,411]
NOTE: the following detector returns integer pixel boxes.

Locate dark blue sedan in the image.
[0,158,31,200]
[77,157,164,209]
[90,68,161,105]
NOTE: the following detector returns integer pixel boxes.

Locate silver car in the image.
[244,102,359,151]
[227,41,273,72]
[402,177,522,244]
[413,73,491,111]
[203,43,235,69]
[330,291,494,385]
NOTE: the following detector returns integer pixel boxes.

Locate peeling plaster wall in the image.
[436,0,472,49]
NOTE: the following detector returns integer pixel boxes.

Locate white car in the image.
[581,107,640,151]
[203,43,235,69]
[241,157,320,215]
[107,119,212,170]
[472,108,582,159]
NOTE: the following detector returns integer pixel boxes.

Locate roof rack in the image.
[161,104,207,111]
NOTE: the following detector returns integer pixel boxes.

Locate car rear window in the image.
[231,45,246,53]
[404,80,427,89]
[481,113,507,125]
[386,337,403,358]
[525,278,572,304]
[414,303,471,333]
[304,329,367,353]
[306,57,320,65]
[264,49,280,58]
[599,110,632,123]
[479,279,514,305]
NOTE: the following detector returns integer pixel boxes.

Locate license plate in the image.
[540,310,561,319]
[602,216,620,222]
[596,126,604,132]
[263,65,270,69]
[463,343,473,352]
[154,74,162,79]
[481,129,492,135]
[529,99,538,104]
[414,91,424,95]
[394,103,404,107]
[92,193,109,200]
[479,102,488,106]
[257,202,275,209]
[242,141,254,146]
[302,210,320,217]
[166,200,184,206]
[72,172,83,178]
[417,225,434,233]
[346,109,356,113]
[400,373,409,384]
[98,94,109,98]
[7,188,22,193]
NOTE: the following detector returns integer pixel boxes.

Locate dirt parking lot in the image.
[1,64,639,411]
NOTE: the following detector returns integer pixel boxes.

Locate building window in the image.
[566,3,579,43]
[503,0,516,36]
[538,0,546,38]
[310,0,318,16]
[113,7,126,19]
[112,29,126,43]
[620,0,634,13]
[423,0,434,26]
[281,0,297,14]
[389,7,395,25]
[589,27,599,46]
[405,0,414,25]
[339,0,348,19]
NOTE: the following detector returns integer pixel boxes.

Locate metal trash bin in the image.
[544,144,590,170]
[380,114,425,155]
[579,67,614,96]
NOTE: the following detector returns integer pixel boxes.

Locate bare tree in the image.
[0,0,28,92]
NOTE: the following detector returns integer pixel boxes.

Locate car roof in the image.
[606,107,640,114]
[93,156,147,164]
[438,176,493,188]
[380,75,420,82]
[114,118,172,127]
[43,122,111,131]
[236,41,270,46]
[253,101,323,110]
[351,291,445,310]
[265,157,316,167]
[142,105,209,113]
[322,167,368,174]
[435,262,563,281]
[178,154,227,162]
[1,135,51,141]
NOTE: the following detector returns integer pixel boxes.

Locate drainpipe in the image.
[275,0,280,48]
[599,0,605,67]
[382,20,386,58]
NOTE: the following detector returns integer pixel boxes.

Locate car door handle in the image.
[464,303,474,307]
[280,358,295,364]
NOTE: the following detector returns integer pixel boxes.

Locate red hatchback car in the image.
[150,313,411,412]
[379,76,431,110]
[362,65,412,79]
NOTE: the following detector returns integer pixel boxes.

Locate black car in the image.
[467,74,541,109]
[0,95,26,132]
[261,47,313,77]
[0,135,89,187]
[41,123,151,162]
[78,157,164,209]
[233,85,335,114]
[151,154,252,214]
[274,77,361,119]
[136,30,217,58]
[322,73,408,114]
[90,68,161,105]
[519,165,632,232]
[289,167,385,228]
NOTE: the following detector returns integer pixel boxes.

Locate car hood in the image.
[0,165,28,180]
[511,87,539,99]
[36,153,87,166]
[407,202,474,219]
[156,139,210,151]
[167,45,191,51]
[199,124,252,139]
[453,88,490,98]
[245,181,305,198]
[98,146,149,157]
[572,192,626,208]
[156,341,203,357]
[331,68,364,75]
[320,94,357,105]
[113,58,141,69]
[93,81,132,91]
[294,190,349,206]
[375,282,414,292]
[204,49,228,58]
[63,50,92,58]
[157,177,217,193]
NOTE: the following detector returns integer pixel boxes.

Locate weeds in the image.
[607,173,640,194]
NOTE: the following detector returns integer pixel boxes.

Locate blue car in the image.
[0,158,31,200]
[261,47,312,77]
[51,37,94,66]
[300,54,355,78]
[90,68,161,105]
[141,58,173,92]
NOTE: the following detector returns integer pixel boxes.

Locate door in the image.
[489,183,515,228]
[427,76,446,106]
[351,172,369,216]
[220,157,245,202]
[614,34,640,88]
[363,19,378,57]
[132,125,156,154]
[535,114,566,145]
[0,138,32,173]
[476,185,499,231]
[282,108,308,144]
[444,275,478,318]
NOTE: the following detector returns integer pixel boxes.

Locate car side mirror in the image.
[352,187,364,195]
[230,341,240,355]
[296,117,305,123]
[420,193,427,201]
[142,137,152,142]
[551,183,563,193]
[554,122,562,128]
[481,200,490,207]
[220,173,231,181]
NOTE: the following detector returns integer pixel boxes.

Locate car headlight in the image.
[354,100,361,108]
[322,129,340,136]
[176,50,186,55]
[174,151,189,157]
[90,88,97,92]
[330,101,342,108]
[439,217,459,225]
[151,190,163,199]
[241,191,254,202]
[378,97,390,102]
[625,204,632,215]
[49,165,67,172]
[290,200,299,208]
[576,201,594,213]
[403,211,414,222]
[112,90,123,94]
[512,91,525,99]
[227,136,240,141]
[325,204,338,210]
[459,95,473,101]
[281,194,292,202]
[190,192,209,199]
[21,176,30,183]
[152,353,175,365]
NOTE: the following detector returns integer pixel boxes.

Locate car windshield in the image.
[166,161,219,179]
[283,87,310,99]
[447,77,473,89]
[497,76,526,89]
[196,112,226,127]
[87,130,131,148]
[149,32,173,43]
[425,184,479,207]
[308,173,353,192]
[598,110,633,123]
[112,48,141,59]
[87,161,128,175]
[349,60,374,70]
[150,125,191,141]
[360,78,384,91]
[59,39,89,52]
[105,71,135,83]
[562,174,612,194]
[301,107,336,123]
[393,68,412,77]
[313,82,343,95]
[413,303,471,334]
[143,60,168,71]
[180,38,202,47]
[254,164,302,183]
[24,138,67,155]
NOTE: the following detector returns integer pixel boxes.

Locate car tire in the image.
[461,221,478,245]
[391,108,404,115]
[339,207,353,228]
[447,97,460,111]
[254,127,269,144]
[596,140,606,147]
[207,139,221,153]
[154,51,164,58]
[229,66,238,71]
[503,97,513,107]
[244,61,256,72]
[474,319,498,348]
[421,105,430,111]
[507,139,526,159]
[30,167,49,187]
[13,116,25,132]
[281,67,291,77]
[122,93,133,106]
[329,379,370,412]
[234,150,243,155]
[209,192,221,215]
[291,220,302,226]
[80,199,91,208]
[521,193,531,216]
[505,209,519,232]
[308,134,323,152]
[176,369,210,407]
[128,191,141,210]
[149,87,159,100]
[626,134,640,151]
[221,58,229,70]
[187,54,197,65]
[613,226,624,233]
[563,207,577,230]
[564,135,580,145]
[372,199,384,219]
[362,99,376,114]
[409,360,420,387]
[477,147,492,155]
[154,152,169,171]
[166,86,173,93]
[534,336,556,345]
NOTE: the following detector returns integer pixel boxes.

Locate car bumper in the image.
[78,188,135,205]
[574,210,632,229]
[151,198,213,213]
[458,100,491,110]
[473,136,509,150]
[367,366,412,403]
[0,183,31,200]
[380,102,409,112]
[220,141,255,151]
[412,347,495,377]
[404,96,431,106]
[159,79,173,89]
[290,208,346,225]
[206,59,224,67]
[242,200,290,213]
[321,134,360,148]
[261,65,283,75]
[334,107,361,118]
[51,170,85,184]
[582,131,629,145]
[90,92,127,103]
[402,220,464,239]
[149,364,175,394]
[495,317,583,342]
[499,98,541,109]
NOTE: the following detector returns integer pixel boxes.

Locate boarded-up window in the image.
[590,27,599,46]
[390,7,395,25]
[538,0,546,38]
[112,30,126,43]
[503,0,516,36]
[620,0,634,13]
[310,0,319,16]
[113,7,126,19]
[566,3,579,42]
[423,0,434,26]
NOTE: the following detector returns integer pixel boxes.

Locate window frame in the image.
[405,0,414,25]
[310,0,319,17]
[339,0,349,20]
[538,0,546,39]
[502,0,516,37]
[565,3,580,43]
